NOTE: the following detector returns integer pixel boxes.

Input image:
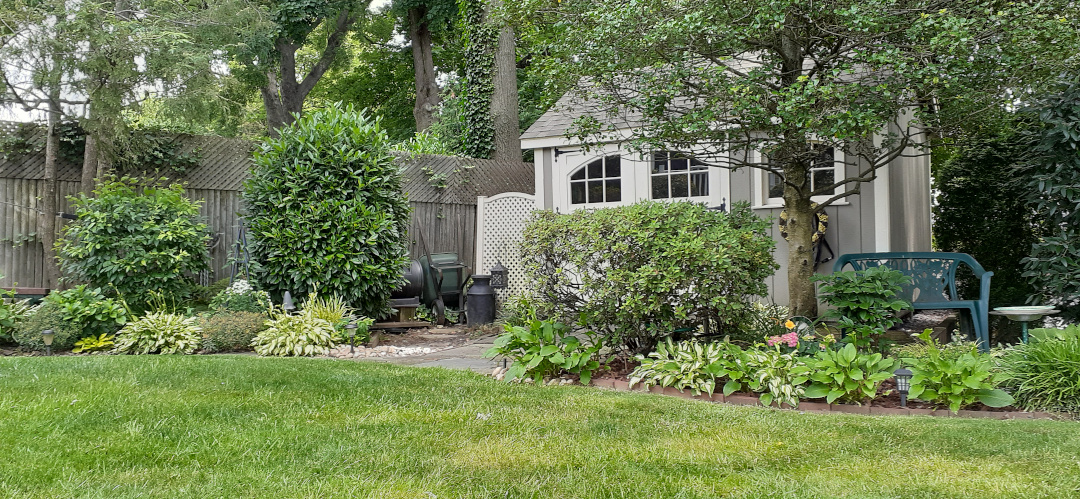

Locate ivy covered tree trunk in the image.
[459,0,494,157]
[409,6,441,132]
[489,0,520,161]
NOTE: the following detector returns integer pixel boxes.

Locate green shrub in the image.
[813,266,911,352]
[302,292,351,332]
[997,326,1080,413]
[891,336,978,364]
[198,311,268,353]
[57,176,210,309]
[44,285,129,339]
[114,312,202,355]
[629,338,731,396]
[0,280,33,343]
[485,319,606,385]
[72,333,115,353]
[803,343,897,404]
[251,310,336,357]
[243,104,410,319]
[521,201,777,354]
[901,330,1013,413]
[13,302,82,351]
[209,279,271,314]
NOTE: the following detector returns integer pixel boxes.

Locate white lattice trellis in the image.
[475,192,536,300]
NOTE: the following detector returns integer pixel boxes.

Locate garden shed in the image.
[520,92,934,306]
[0,121,534,288]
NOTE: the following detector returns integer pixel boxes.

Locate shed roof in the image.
[520,89,643,141]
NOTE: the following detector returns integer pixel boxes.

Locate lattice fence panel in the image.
[475,192,536,301]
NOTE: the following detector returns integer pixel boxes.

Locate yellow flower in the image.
[785,320,796,330]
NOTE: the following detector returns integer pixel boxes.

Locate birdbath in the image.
[989,306,1060,344]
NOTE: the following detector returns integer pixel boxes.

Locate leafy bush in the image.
[251,310,336,357]
[521,201,776,354]
[114,312,202,355]
[891,335,978,364]
[1022,78,1080,321]
[803,343,896,404]
[629,338,730,396]
[0,282,33,343]
[72,334,116,353]
[45,286,129,339]
[901,330,1013,413]
[209,280,271,314]
[13,302,82,351]
[814,266,911,352]
[997,326,1080,413]
[485,319,605,385]
[743,346,810,408]
[198,311,267,353]
[57,176,210,309]
[496,292,543,328]
[243,104,410,319]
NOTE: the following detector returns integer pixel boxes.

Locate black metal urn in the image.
[466,275,496,325]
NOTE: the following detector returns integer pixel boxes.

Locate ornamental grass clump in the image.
[114,312,201,355]
[997,326,1080,413]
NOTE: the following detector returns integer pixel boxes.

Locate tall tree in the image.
[513,0,1080,316]
[488,0,520,161]
[392,0,456,132]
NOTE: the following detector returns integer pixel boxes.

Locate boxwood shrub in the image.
[521,201,777,353]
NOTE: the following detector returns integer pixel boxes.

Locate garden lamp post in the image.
[41,329,54,356]
[894,368,913,408]
[282,291,295,314]
[346,321,357,354]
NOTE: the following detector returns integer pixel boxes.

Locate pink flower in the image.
[783,332,799,347]
[766,335,781,346]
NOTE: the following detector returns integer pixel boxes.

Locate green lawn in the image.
[0,356,1077,498]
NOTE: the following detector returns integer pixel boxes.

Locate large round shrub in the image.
[13,302,82,352]
[57,176,210,308]
[521,201,778,354]
[243,104,410,318]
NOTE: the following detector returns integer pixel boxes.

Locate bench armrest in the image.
[979,271,994,305]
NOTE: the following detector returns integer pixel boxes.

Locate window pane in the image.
[813,169,835,194]
[606,155,621,178]
[814,146,835,166]
[587,160,603,179]
[670,157,688,171]
[768,173,784,199]
[652,156,667,174]
[571,167,586,180]
[671,173,689,197]
[652,175,669,199]
[571,182,586,204]
[691,172,709,196]
[588,180,604,203]
[605,179,621,202]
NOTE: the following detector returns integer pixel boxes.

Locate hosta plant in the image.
[803,343,896,404]
[0,283,32,343]
[485,319,606,385]
[72,333,116,353]
[114,312,201,355]
[629,338,729,396]
[902,330,1013,413]
[743,346,811,408]
[251,310,336,357]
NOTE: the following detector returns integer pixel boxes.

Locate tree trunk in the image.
[81,131,99,197]
[783,172,819,318]
[41,118,60,289]
[489,0,520,162]
[409,7,440,132]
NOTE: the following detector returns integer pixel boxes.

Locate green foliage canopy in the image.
[243,103,410,318]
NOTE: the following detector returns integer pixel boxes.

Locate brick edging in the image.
[588,379,1057,420]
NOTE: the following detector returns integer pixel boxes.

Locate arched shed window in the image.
[651,151,709,199]
[570,155,622,204]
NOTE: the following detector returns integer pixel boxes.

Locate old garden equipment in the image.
[415,226,470,325]
[371,259,431,331]
[466,275,496,325]
[230,224,253,283]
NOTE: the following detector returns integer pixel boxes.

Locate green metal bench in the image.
[832,252,993,351]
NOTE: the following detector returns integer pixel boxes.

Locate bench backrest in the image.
[832,252,988,304]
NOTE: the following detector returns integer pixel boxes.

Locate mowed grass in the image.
[0,356,1078,499]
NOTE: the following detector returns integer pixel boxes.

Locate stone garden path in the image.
[324,326,500,373]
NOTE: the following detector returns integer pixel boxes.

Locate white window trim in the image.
[567,154,625,207]
[751,147,850,209]
[648,151,711,201]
